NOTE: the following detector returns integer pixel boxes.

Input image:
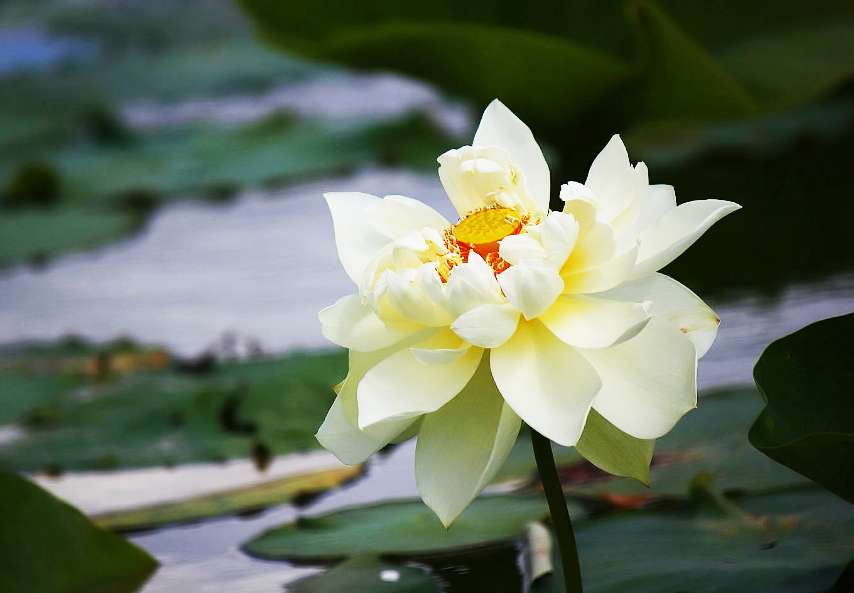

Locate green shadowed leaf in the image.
[716,18,854,111]
[0,470,157,593]
[241,494,574,561]
[534,485,854,593]
[750,313,854,504]
[289,556,438,593]
[627,1,756,122]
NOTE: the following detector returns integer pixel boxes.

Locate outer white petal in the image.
[450,302,521,348]
[584,134,631,199]
[498,259,564,320]
[410,328,470,365]
[324,192,393,284]
[316,393,416,465]
[319,293,409,351]
[498,233,547,265]
[597,273,720,358]
[365,194,451,240]
[357,344,483,429]
[386,267,451,327]
[317,330,436,464]
[561,245,638,295]
[472,99,550,213]
[538,295,651,349]
[491,320,601,447]
[445,252,504,317]
[580,317,697,440]
[575,408,654,485]
[630,199,741,279]
[415,356,522,527]
[598,165,638,223]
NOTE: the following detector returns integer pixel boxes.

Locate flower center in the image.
[437,207,528,280]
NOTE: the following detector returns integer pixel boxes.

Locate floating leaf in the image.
[534,485,854,593]
[751,313,854,504]
[241,494,566,562]
[0,347,347,473]
[94,464,363,532]
[0,470,157,593]
[288,555,438,593]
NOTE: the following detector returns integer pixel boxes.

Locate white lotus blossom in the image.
[316,100,740,527]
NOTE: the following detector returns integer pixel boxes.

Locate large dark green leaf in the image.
[535,484,854,593]
[751,313,854,504]
[0,470,157,593]
[241,494,562,561]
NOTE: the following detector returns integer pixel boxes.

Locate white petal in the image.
[598,164,639,223]
[357,344,483,429]
[580,317,697,440]
[491,320,601,447]
[451,302,521,348]
[319,293,409,351]
[416,357,522,527]
[498,260,564,320]
[386,268,452,327]
[584,135,631,199]
[473,99,550,213]
[539,211,580,269]
[609,162,647,237]
[498,233,547,266]
[365,194,451,240]
[316,392,416,465]
[596,273,720,358]
[561,210,616,271]
[561,244,638,294]
[445,252,504,317]
[630,199,741,279]
[317,332,436,464]
[324,192,393,284]
[538,295,651,349]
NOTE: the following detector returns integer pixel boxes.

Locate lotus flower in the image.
[317,100,739,526]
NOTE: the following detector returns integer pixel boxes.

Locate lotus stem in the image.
[530,428,584,592]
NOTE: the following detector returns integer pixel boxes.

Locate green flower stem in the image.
[530,428,584,592]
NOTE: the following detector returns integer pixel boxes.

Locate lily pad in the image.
[93,464,364,533]
[0,470,157,593]
[534,484,854,593]
[241,494,567,562]
[751,313,854,504]
[287,556,438,593]
[495,388,809,497]
[0,344,347,473]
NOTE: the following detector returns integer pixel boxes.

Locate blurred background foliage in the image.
[2,0,854,591]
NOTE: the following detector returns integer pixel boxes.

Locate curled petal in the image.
[319,293,409,351]
[416,356,522,527]
[630,199,741,280]
[491,320,601,447]
[472,99,550,213]
[538,295,651,349]
[580,317,697,440]
[451,302,521,348]
[498,259,564,320]
[386,268,451,327]
[445,252,504,317]
[324,192,393,284]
